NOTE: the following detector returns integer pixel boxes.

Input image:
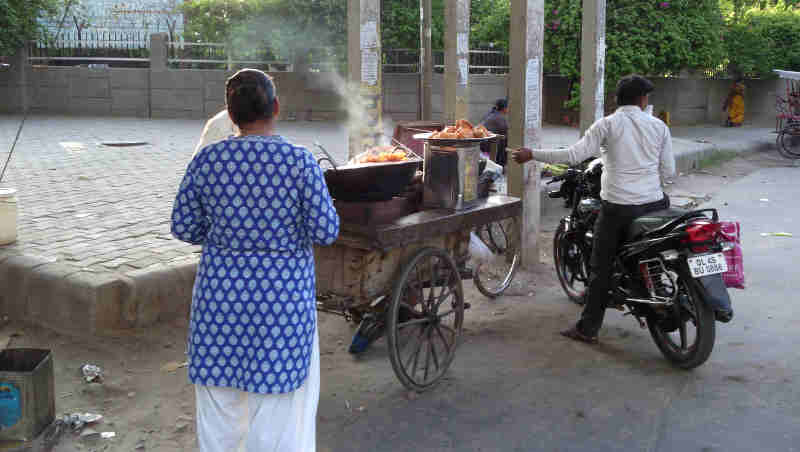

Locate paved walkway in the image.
[0,115,780,334]
[0,117,355,275]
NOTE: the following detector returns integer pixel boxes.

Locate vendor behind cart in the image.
[480,98,509,166]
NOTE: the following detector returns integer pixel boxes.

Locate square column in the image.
[348,0,383,158]
[444,0,470,123]
[579,0,606,136]
[507,0,545,269]
[419,0,433,120]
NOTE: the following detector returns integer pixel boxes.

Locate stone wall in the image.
[0,42,784,126]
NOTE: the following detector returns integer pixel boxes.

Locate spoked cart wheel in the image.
[473,219,520,298]
[387,247,465,392]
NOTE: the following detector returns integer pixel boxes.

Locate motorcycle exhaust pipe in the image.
[625,297,673,306]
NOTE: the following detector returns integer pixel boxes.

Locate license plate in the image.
[687,253,728,278]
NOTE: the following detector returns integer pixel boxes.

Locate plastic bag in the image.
[719,221,745,289]
[469,232,494,264]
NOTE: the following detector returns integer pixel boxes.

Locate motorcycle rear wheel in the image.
[553,223,590,305]
[647,269,715,369]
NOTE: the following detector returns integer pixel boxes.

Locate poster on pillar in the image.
[361,50,379,86]
[595,37,606,120]
[524,58,542,147]
[360,21,378,50]
[458,58,469,86]
[457,33,468,56]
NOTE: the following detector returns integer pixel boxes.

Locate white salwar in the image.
[195,328,320,452]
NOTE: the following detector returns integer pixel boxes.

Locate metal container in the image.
[423,141,481,210]
[0,349,55,441]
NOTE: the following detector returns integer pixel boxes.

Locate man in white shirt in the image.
[512,75,676,344]
[193,109,239,158]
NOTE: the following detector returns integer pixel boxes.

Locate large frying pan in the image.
[315,143,422,202]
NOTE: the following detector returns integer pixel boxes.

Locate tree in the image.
[0,0,58,56]
[542,0,727,108]
[721,0,800,22]
[725,5,800,77]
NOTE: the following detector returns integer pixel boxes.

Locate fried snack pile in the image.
[358,145,410,163]
[429,119,491,139]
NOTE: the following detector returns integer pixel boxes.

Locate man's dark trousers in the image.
[576,196,670,337]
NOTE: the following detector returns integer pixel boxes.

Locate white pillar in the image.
[507,0,545,269]
[444,0,470,123]
[579,0,606,136]
[419,0,433,120]
[348,0,382,159]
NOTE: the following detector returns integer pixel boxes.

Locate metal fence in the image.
[27,34,510,74]
[383,48,510,74]
[168,42,293,71]
[30,30,150,67]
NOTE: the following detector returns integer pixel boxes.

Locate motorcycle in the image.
[549,159,734,369]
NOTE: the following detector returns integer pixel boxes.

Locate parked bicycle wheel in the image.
[473,219,519,298]
[778,123,800,159]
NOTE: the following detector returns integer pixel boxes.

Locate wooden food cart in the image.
[315,195,521,392]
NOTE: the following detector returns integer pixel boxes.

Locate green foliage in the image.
[0,0,58,55]
[470,0,510,49]
[545,0,727,108]
[182,0,347,54]
[725,6,800,77]
[720,0,800,22]
[381,0,445,49]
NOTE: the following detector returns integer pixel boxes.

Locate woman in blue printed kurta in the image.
[171,69,339,452]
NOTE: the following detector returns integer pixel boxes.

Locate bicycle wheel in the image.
[778,123,800,159]
[473,220,519,298]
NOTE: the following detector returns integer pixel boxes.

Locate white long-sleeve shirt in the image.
[192,110,238,157]
[532,105,676,205]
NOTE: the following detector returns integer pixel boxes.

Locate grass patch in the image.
[697,150,739,170]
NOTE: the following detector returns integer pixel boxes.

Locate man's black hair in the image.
[494,98,508,111]
[616,75,654,106]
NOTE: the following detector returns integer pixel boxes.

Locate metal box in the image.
[0,349,55,441]
[423,142,481,210]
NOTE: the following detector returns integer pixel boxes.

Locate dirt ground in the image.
[0,149,795,452]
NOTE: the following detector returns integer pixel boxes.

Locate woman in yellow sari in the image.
[723,81,745,127]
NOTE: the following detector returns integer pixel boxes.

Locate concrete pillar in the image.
[444,0,469,123]
[347,0,382,159]
[293,48,310,74]
[10,46,30,113]
[149,33,169,72]
[579,0,606,136]
[507,0,545,269]
[419,0,433,120]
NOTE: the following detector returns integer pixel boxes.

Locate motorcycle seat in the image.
[627,208,691,241]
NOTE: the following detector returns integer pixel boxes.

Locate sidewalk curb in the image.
[0,251,197,336]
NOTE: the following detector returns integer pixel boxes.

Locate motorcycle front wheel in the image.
[647,268,716,370]
[553,223,590,305]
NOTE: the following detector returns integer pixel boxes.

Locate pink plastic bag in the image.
[719,221,745,289]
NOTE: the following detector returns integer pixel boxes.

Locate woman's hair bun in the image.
[226,69,276,126]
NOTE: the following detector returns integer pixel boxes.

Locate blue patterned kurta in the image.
[171,135,339,394]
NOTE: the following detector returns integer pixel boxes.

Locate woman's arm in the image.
[300,152,340,246]
[171,156,209,245]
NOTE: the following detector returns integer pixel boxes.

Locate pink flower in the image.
[553,9,559,15]
[659,1,670,8]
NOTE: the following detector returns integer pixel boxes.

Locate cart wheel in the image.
[473,220,519,298]
[778,123,800,159]
[387,247,464,392]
